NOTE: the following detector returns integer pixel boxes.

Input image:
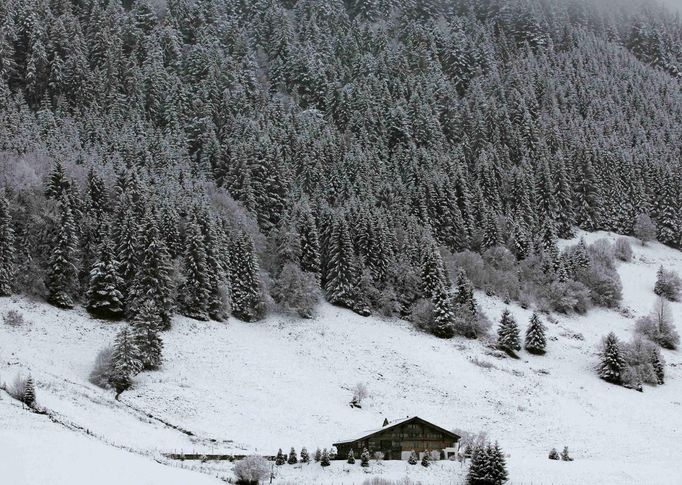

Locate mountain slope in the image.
[1,230,681,484]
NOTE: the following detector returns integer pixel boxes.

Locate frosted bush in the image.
[633,214,657,245]
[653,266,681,302]
[635,299,680,350]
[352,382,369,404]
[89,346,114,389]
[3,309,25,327]
[613,238,633,262]
[233,455,270,484]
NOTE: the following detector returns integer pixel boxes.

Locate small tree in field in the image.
[23,375,36,408]
[275,448,285,465]
[421,450,430,467]
[360,448,370,467]
[653,266,681,302]
[561,446,573,461]
[597,332,626,385]
[525,313,547,354]
[288,447,298,464]
[548,448,560,460]
[347,449,355,464]
[497,310,521,355]
[636,298,680,350]
[108,327,142,396]
[408,450,418,465]
[633,214,656,245]
[233,455,270,484]
[314,448,322,462]
[300,447,310,463]
[320,448,330,467]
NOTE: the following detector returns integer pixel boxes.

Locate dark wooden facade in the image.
[333,416,460,460]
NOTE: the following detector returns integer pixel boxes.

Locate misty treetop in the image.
[0,0,681,332]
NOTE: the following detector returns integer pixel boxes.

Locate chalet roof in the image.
[333,416,460,445]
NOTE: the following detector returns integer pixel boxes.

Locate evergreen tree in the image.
[488,442,509,484]
[288,447,298,465]
[0,193,15,296]
[86,236,125,319]
[497,310,521,354]
[300,447,310,463]
[320,448,330,467]
[44,161,70,200]
[651,347,665,385]
[347,449,355,464]
[128,214,175,329]
[408,450,418,465]
[131,301,164,371]
[47,198,79,309]
[297,200,321,279]
[432,285,455,338]
[360,448,370,467]
[324,214,357,309]
[275,448,286,465]
[230,232,265,322]
[597,332,626,385]
[23,375,36,408]
[179,216,211,321]
[421,450,430,467]
[314,447,322,462]
[560,446,572,461]
[525,313,547,355]
[109,327,143,396]
[453,269,477,314]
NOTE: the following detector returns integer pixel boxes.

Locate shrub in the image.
[543,279,591,314]
[351,382,369,406]
[3,309,25,327]
[408,298,434,330]
[452,307,491,339]
[89,346,114,389]
[548,448,560,460]
[580,264,622,308]
[635,298,680,350]
[633,214,657,245]
[271,263,320,318]
[588,239,616,271]
[653,266,681,302]
[613,238,633,262]
[561,446,573,461]
[233,455,270,485]
[622,337,663,387]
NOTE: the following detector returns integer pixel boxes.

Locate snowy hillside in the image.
[2,231,682,485]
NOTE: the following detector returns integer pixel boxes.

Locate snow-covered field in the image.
[1,231,681,484]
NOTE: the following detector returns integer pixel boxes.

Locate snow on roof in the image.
[333,416,417,445]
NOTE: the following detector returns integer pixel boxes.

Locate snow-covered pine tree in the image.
[650,347,665,385]
[109,327,143,396]
[86,235,125,319]
[421,450,430,467]
[23,375,36,408]
[525,313,547,355]
[275,448,285,465]
[288,447,298,464]
[488,442,509,483]
[324,213,357,309]
[360,448,370,467]
[560,446,572,461]
[466,444,489,485]
[497,309,521,355]
[597,332,626,385]
[0,193,15,296]
[114,201,140,290]
[432,285,455,338]
[420,243,448,299]
[347,449,355,464]
[320,448,330,467]
[453,269,476,314]
[314,447,322,462]
[297,200,321,279]
[128,213,174,329]
[408,450,418,465]
[197,209,230,321]
[131,300,164,370]
[44,161,70,200]
[179,216,211,321]
[47,197,79,309]
[230,232,265,321]
[300,447,310,463]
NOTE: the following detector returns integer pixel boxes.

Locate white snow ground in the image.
[1,231,681,484]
